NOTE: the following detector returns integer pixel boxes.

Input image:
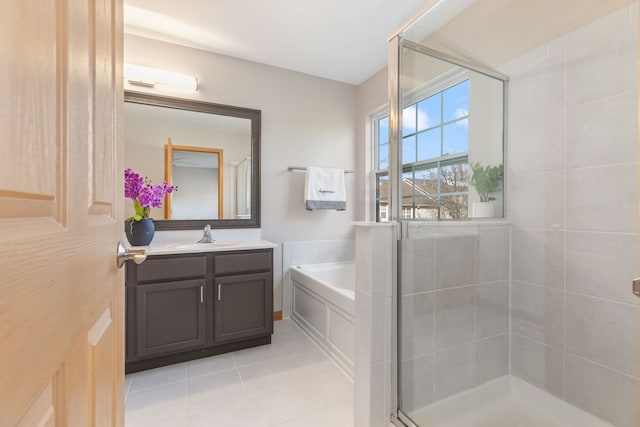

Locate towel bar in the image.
[287,166,355,174]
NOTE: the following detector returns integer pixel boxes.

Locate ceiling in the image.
[123,0,633,86]
[123,0,431,85]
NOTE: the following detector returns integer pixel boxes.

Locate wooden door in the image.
[0,0,124,426]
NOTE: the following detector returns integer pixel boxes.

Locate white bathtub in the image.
[290,262,355,377]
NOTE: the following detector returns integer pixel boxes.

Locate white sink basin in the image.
[164,241,241,250]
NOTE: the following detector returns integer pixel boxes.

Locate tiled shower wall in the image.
[500,3,639,426]
[400,222,510,412]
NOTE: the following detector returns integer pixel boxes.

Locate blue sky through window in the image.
[443,80,469,122]
[401,80,468,165]
[375,79,471,219]
[417,94,441,131]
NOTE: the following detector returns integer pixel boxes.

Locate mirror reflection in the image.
[123,92,259,229]
[165,142,224,219]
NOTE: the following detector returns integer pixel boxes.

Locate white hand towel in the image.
[305,166,346,211]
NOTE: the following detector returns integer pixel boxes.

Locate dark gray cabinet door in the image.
[136,279,206,359]
[214,272,273,344]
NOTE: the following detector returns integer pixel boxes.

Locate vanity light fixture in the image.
[124,63,199,92]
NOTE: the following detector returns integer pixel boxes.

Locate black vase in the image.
[125,218,155,246]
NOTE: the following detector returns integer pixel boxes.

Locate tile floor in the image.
[125,319,354,427]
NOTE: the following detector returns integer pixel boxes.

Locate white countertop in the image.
[130,239,278,256]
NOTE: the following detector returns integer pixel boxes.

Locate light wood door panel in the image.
[0,0,124,426]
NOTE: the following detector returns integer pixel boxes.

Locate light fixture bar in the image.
[124,63,198,92]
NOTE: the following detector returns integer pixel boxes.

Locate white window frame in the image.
[371,69,471,222]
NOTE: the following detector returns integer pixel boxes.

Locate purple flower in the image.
[124,169,176,220]
[124,168,144,199]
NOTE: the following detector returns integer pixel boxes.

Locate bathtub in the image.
[290,262,355,377]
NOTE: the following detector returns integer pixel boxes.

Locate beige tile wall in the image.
[501,2,639,426]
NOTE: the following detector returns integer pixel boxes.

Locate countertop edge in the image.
[126,240,278,256]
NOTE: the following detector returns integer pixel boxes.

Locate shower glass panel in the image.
[395,43,505,222]
[394,39,507,427]
[392,2,639,427]
[398,221,509,426]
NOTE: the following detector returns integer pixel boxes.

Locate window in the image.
[374,114,390,222]
[373,79,471,221]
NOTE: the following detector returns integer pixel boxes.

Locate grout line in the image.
[127,378,186,395]
[563,351,640,382]
[512,279,640,308]
[399,278,509,298]
[512,332,564,353]
[508,219,512,378]
[431,234,436,403]
[564,88,638,111]
[510,160,639,176]
[472,231,478,387]
[184,368,190,427]
[402,332,510,363]
[560,52,568,397]
[511,225,639,236]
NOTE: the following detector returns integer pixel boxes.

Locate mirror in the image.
[124,91,261,229]
[165,141,224,219]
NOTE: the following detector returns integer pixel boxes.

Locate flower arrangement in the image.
[124,168,176,221]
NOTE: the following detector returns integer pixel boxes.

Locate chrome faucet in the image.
[197,224,215,243]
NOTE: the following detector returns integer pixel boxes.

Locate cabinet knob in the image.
[117,241,147,269]
[217,283,221,301]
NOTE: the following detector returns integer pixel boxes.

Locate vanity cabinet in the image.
[135,279,207,358]
[125,248,273,373]
[215,273,272,343]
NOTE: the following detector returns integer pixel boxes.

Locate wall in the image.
[500,3,639,426]
[356,68,387,221]
[125,34,358,312]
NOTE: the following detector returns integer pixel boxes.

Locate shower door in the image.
[389,37,508,427]
[391,2,640,426]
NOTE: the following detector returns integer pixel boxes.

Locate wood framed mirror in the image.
[124,90,261,230]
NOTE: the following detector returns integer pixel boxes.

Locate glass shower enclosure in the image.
[389,2,639,427]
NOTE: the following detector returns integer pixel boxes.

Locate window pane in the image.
[440,194,468,219]
[442,119,468,155]
[440,163,470,193]
[402,105,416,136]
[378,116,389,145]
[417,94,441,131]
[401,204,414,219]
[414,168,438,196]
[377,174,389,200]
[417,128,441,162]
[378,143,389,170]
[401,170,416,218]
[414,194,439,220]
[402,170,415,194]
[376,174,389,222]
[415,206,439,220]
[443,80,469,122]
[402,135,416,165]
